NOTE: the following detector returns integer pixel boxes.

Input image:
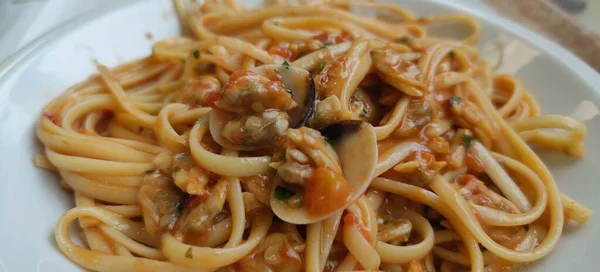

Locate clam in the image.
[270,120,378,224]
[251,64,317,128]
[209,64,317,151]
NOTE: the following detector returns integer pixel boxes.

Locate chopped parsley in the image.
[192,50,200,59]
[185,247,193,258]
[273,68,279,74]
[317,61,328,71]
[274,186,295,200]
[360,108,368,118]
[448,50,455,58]
[282,61,290,67]
[448,96,462,105]
[462,135,474,148]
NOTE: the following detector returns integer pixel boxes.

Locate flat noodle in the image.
[37,0,592,271]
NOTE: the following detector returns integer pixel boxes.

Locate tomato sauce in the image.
[43,112,59,125]
[229,70,256,81]
[204,91,221,108]
[465,152,484,173]
[313,31,353,45]
[343,213,373,245]
[304,166,352,217]
[268,46,293,60]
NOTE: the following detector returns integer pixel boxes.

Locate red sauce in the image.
[339,30,352,41]
[403,150,436,171]
[313,31,353,45]
[186,193,210,209]
[268,46,293,60]
[229,70,257,81]
[43,112,59,125]
[343,213,373,245]
[304,166,352,217]
[314,32,337,44]
[264,80,285,93]
[456,174,477,186]
[465,152,484,173]
[204,91,221,108]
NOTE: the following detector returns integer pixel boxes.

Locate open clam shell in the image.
[209,64,317,151]
[270,120,378,224]
[251,64,316,128]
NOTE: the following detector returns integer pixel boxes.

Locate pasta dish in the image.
[35,0,593,271]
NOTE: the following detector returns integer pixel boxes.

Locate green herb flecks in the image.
[360,108,368,118]
[317,61,328,71]
[185,247,193,258]
[448,50,455,58]
[448,96,461,106]
[274,186,295,200]
[462,135,474,149]
[192,50,200,59]
[282,61,290,68]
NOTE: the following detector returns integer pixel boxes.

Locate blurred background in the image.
[1,0,599,66]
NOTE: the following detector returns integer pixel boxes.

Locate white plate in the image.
[0,0,599,271]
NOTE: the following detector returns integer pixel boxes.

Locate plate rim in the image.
[0,0,599,106]
[0,0,143,90]
[0,0,598,270]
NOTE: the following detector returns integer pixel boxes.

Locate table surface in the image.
[0,0,599,64]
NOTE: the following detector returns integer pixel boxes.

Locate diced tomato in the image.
[229,70,256,81]
[339,30,352,42]
[204,91,221,108]
[304,166,353,217]
[456,174,477,186]
[314,31,353,45]
[314,32,336,44]
[465,152,484,173]
[268,46,293,60]
[343,213,358,225]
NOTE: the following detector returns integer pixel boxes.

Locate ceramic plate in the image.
[0,0,599,271]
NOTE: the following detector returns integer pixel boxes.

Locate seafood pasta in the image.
[35,0,592,271]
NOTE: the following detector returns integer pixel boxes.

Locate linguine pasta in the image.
[36,0,593,271]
